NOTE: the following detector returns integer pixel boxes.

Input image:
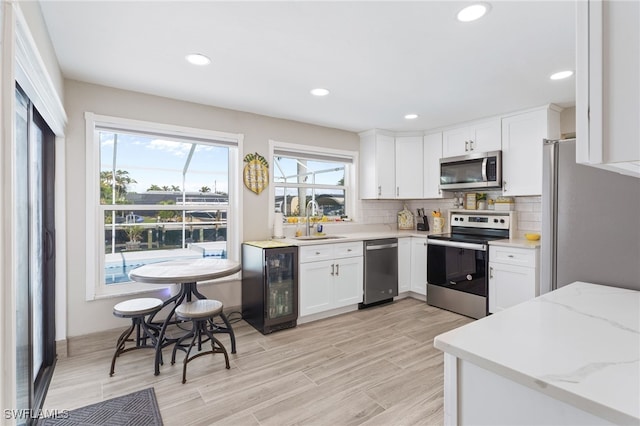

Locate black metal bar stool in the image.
[110,297,163,376]
[171,299,230,383]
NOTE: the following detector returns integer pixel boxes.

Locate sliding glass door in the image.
[15,85,57,422]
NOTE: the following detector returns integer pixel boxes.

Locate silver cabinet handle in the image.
[331,264,335,276]
[397,187,399,196]
[347,248,352,252]
[470,140,474,150]
[336,264,340,276]
[465,140,469,151]
[508,255,514,258]
[503,180,507,191]
[315,251,320,255]
[490,266,494,279]
[378,185,381,196]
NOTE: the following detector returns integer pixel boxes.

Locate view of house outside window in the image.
[271,145,355,224]
[99,130,231,285]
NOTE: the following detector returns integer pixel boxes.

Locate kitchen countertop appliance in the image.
[427,212,510,319]
[361,238,398,308]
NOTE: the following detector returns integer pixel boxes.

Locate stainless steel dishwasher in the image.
[360,238,398,308]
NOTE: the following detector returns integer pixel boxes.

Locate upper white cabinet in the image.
[442,118,501,158]
[423,132,445,198]
[359,130,396,199]
[576,0,640,177]
[360,130,424,199]
[395,135,424,198]
[501,106,561,196]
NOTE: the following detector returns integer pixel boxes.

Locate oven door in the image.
[427,239,488,297]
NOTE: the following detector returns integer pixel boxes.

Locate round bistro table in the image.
[128,258,241,375]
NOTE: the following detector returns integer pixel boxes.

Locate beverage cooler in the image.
[242,241,298,334]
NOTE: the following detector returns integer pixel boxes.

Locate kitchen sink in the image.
[294,235,346,240]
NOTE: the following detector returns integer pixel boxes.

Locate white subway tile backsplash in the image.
[359,194,543,234]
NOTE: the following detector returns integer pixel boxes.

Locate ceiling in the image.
[39,1,576,133]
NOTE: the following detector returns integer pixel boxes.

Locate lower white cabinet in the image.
[398,237,428,296]
[488,245,539,313]
[410,237,428,295]
[299,242,363,316]
[398,238,412,293]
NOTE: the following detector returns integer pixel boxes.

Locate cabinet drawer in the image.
[333,242,363,258]
[489,246,537,268]
[299,245,334,263]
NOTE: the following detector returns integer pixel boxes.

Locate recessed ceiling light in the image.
[550,70,574,80]
[404,114,418,120]
[457,3,490,22]
[185,53,211,66]
[310,88,330,97]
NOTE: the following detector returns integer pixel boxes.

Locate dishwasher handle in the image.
[366,243,398,251]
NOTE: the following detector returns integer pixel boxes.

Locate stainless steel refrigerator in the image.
[541,138,640,293]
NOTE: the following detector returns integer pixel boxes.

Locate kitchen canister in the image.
[398,205,414,230]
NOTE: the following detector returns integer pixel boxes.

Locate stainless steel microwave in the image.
[439,151,502,191]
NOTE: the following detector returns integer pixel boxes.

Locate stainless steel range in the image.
[426,212,511,319]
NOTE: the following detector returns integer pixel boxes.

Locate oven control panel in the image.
[450,213,510,230]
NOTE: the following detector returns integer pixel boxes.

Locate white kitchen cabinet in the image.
[488,245,539,313]
[359,130,396,199]
[442,118,501,158]
[398,237,411,293]
[299,242,363,316]
[395,135,424,198]
[410,237,427,296]
[501,106,561,196]
[423,131,447,198]
[576,0,640,178]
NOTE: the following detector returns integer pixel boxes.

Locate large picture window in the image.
[85,113,242,299]
[270,141,357,225]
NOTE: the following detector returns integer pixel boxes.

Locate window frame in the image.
[268,140,358,229]
[85,112,243,300]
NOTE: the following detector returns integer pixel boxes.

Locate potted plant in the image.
[124,225,144,250]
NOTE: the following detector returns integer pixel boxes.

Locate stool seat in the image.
[171,299,230,383]
[110,297,163,377]
[114,298,163,317]
[176,299,223,319]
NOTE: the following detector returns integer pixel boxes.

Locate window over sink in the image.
[269,141,357,226]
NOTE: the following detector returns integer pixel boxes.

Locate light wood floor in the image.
[44,298,472,425]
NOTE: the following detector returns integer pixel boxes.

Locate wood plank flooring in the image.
[43,298,472,425]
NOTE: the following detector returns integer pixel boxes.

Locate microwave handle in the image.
[482,157,488,182]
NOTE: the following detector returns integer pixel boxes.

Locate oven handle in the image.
[427,239,487,251]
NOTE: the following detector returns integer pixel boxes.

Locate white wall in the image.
[63,79,359,338]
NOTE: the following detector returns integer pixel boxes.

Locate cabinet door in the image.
[334,256,363,308]
[395,136,424,198]
[376,134,396,198]
[471,119,502,153]
[442,126,471,158]
[501,109,548,196]
[576,0,640,177]
[410,238,427,295]
[299,260,333,316]
[398,238,411,293]
[423,132,444,198]
[488,262,536,313]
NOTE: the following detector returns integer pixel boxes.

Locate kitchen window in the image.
[85,113,242,299]
[269,141,357,224]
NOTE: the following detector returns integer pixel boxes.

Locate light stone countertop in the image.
[274,230,434,246]
[490,237,541,249]
[434,282,640,424]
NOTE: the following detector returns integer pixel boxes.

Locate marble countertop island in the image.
[434,281,640,424]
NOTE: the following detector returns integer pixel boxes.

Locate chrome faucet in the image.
[306,199,319,236]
